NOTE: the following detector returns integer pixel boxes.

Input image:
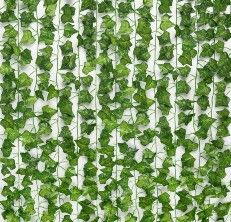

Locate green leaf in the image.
[81,0,96,11]
[155,85,172,115]
[176,80,190,95]
[134,43,151,61]
[61,54,76,70]
[176,99,193,111]
[137,18,152,42]
[196,81,211,96]
[119,121,141,141]
[61,4,75,23]
[20,30,36,44]
[159,44,174,60]
[60,202,73,214]
[20,49,32,66]
[119,20,133,34]
[159,0,172,13]
[60,40,73,55]
[160,15,174,31]
[36,46,53,71]
[158,31,171,45]
[98,0,114,13]
[63,23,77,38]
[17,72,33,88]
[114,64,130,78]
[20,11,36,27]
[3,24,18,38]
[138,129,156,146]
[58,96,74,124]
[118,2,133,17]
[200,43,214,57]
[39,27,55,45]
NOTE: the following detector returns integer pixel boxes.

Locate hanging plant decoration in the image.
[0,0,231,221]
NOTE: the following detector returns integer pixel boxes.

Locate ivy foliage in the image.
[0,0,231,221]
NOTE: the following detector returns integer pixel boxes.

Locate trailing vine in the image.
[0,0,231,221]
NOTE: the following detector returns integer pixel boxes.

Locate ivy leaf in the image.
[2,139,14,157]
[0,10,17,22]
[200,43,214,57]
[125,213,137,222]
[82,61,95,74]
[119,121,141,141]
[100,17,115,32]
[17,72,33,88]
[63,23,77,38]
[114,64,130,78]
[98,0,114,13]
[181,139,198,152]
[39,27,55,45]
[3,24,18,38]
[134,43,151,61]
[81,0,96,11]
[60,202,73,214]
[138,129,156,146]
[20,49,32,66]
[60,40,73,55]
[182,152,195,168]
[119,20,133,35]
[70,187,82,201]
[135,113,150,125]
[176,80,190,95]
[47,84,59,100]
[178,66,191,77]
[61,54,76,70]
[45,4,57,17]
[159,44,174,60]
[118,2,133,17]
[159,63,174,75]
[196,81,211,96]
[79,90,93,104]
[158,31,171,45]
[36,46,53,71]
[155,86,172,115]
[41,105,57,120]
[176,99,193,111]
[20,11,36,27]
[137,18,152,42]
[216,92,230,107]
[81,76,93,87]
[61,4,75,23]
[20,30,36,44]
[58,96,74,125]
[160,15,174,31]
[159,0,172,13]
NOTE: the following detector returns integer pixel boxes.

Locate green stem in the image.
[17,0,21,209]
[95,0,99,219]
[153,0,159,220]
[56,0,61,221]
[114,0,118,220]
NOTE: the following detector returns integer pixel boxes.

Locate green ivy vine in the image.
[0,0,231,221]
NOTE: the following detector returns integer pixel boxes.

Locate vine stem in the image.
[34,8,40,221]
[114,0,118,220]
[95,0,99,219]
[55,0,61,221]
[152,0,159,219]
[174,0,178,220]
[210,0,216,141]
[17,0,21,209]
[131,1,140,220]
[193,0,201,198]
[76,0,81,220]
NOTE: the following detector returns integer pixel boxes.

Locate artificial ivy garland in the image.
[0,0,231,221]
